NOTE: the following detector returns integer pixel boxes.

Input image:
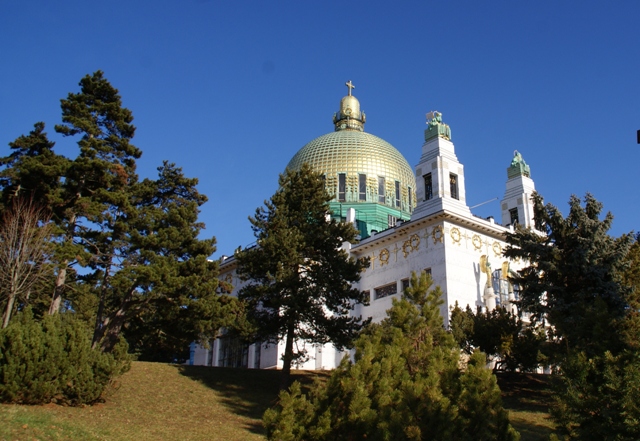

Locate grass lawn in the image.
[1,362,555,441]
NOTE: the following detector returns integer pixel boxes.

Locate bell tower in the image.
[412,112,471,219]
[500,151,536,228]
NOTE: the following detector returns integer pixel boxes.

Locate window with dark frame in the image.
[374,282,398,299]
[509,207,519,225]
[338,173,346,201]
[359,174,366,201]
[395,181,401,207]
[449,173,458,200]
[424,173,433,201]
[408,186,412,212]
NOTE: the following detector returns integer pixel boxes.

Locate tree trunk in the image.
[92,268,111,348]
[280,321,296,390]
[92,282,138,352]
[48,266,66,315]
[2,292,16,329]
[49,215,76,315]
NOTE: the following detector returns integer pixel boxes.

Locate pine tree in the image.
[505,193,639,439]
[0,72,229,357]
[263,271,519,441]
[0,123,66,325]
[504,193,632,359]
[0,122,68,211]
[53,70,142,325]
[236,164,369,387]
[449,304,546,372]
[90,161,225,354]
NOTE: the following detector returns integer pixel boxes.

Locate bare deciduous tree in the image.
[0,197,52,328]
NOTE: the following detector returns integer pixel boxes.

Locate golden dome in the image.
[287,130,416,197]
[287,81,416,217]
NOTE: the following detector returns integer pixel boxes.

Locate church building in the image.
[191,82,537,369]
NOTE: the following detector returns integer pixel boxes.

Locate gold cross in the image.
[345,80,355,96]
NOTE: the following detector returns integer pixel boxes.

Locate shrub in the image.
[0,310,130,405]
[264,272,519,441]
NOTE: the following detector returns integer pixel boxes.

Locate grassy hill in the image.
[0,362,555,441]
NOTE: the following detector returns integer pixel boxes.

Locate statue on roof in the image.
[424,111,451,141]
[507,150,531,178]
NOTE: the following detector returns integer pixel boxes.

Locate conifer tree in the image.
[0,72,228,357]
[0,123,67,323]
[53,70,142,320]
[504,193,632,359]
[449,304,546,372]
[264,271,519,441]
[90,161,224,354]
[505,193,639,439]
[0,122,68,211]
[236,164,369,387]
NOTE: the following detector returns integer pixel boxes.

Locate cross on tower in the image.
[345,80,355,96]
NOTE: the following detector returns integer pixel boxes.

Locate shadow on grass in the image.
[177,366,328,436]
[496,372,557,441]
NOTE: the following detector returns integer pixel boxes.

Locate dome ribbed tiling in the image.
[286,131,415,194]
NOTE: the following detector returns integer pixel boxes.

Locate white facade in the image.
[192,112,536,370]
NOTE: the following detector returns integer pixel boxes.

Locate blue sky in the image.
[2,1,639,257]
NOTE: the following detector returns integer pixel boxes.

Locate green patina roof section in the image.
[507,151,531,178]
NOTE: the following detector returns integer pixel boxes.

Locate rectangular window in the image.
[362,290,371,302]
[378,176,385,203]
[424,173,433,201]
[388,215,397,228]
[408,187,412,212]
[395,181,401,208]
[338,173,346,202]
[509,208,519,225]
[359,174,367,201]
[219,336,249,368]
[374,282,398,300]
[449,173,458,200]
[424,268,432,276]
[401,278,410,292]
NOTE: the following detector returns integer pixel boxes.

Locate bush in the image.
[0,310,130,405]
[264,272,519,441]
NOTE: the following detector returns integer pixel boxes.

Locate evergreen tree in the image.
[0,72,229,358]
[504,193,632,359]
[236,164,369,387]
[0,122,68,211]
[91,161,226,354]
[505,193,639,439]
[0,309,130,405]
[264,271,519,441]
[450,304,546,372]
[0,123,66,324]
[54,70,142,323]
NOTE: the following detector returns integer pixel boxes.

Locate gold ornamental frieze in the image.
[492,242,502,257]
[432,225,444,244]
[472,234,483,251]
[379,248,390,266]
[450,227,461,244]
[401,234,420,258]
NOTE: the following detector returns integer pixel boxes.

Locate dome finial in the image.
[333,81,366,132]
[346,80,355,96]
